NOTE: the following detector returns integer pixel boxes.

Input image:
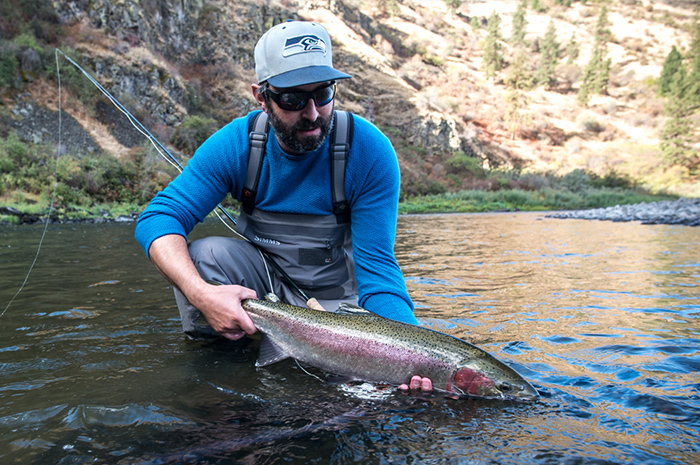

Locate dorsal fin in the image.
[335,302,372,315]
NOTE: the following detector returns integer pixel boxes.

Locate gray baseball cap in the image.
[255,20,352,88]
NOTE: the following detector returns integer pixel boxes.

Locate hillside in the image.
[1,0,699,209]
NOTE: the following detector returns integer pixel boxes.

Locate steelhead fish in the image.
[242,295,538,401]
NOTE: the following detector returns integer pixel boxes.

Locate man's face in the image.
[263,82,335,154]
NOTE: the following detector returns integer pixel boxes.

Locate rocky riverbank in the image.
[546,198,700,226]
[0,206,140,225]
[3,198,699,227]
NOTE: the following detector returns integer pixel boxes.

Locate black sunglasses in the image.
[266,82,336,111]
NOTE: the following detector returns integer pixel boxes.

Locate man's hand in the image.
[148,234,258,341]
[399,376,433,392]
[191,283,258,340]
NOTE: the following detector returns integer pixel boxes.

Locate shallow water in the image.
[0,212,698,464]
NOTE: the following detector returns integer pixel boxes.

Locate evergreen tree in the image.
[511,0,528,47]
[566,34,579,64]
[482,11,504,80]
[504,88,531,139]
[444,0,462,12]
[659,17,700,173]
[660,67,699,171]
[658,46,682,97]
[470,16,480,31]
[688,19,700,105]
[578,6,611,105]
[505,47,534,91]
[536,20,559,89]
[688,17,700,72]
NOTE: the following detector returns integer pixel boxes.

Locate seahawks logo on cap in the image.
[282,35,327,57]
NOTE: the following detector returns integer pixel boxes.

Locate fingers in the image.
[399,375,433,392]
[220,329,248,341]
[197,284,258,338]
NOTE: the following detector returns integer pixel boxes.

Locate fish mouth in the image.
[496,380,539,401]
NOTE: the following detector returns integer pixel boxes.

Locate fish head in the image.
[449,364,539,401]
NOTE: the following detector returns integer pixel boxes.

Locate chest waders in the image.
[235,110,357,302]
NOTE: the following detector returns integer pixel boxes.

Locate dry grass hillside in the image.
[298,0,698,196]
[1,0,698,208]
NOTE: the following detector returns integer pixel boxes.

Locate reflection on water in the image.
[0,213,698,464]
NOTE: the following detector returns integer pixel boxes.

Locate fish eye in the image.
[498,382,512,392]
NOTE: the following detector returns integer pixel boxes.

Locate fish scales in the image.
[242,298,539,400]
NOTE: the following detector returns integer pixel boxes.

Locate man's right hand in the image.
[190,282,258,340]
[147,234,258,341]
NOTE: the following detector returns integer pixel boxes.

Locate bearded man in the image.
[135,20,431,392]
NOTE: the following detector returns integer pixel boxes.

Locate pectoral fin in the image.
[256,335,290,367]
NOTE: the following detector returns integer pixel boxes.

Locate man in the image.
[135,21,431,392]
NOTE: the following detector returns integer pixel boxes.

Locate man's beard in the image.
[267,102,334,154]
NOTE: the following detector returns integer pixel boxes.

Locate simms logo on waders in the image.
[254,235,281,246]
[282,35,327,57]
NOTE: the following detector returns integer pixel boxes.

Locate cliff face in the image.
[4,0,698,196]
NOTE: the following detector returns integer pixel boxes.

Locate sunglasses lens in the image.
[278,93,306,111]
[314,85,335,107]
[270,84,336,111]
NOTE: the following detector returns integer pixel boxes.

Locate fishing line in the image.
[50,49,311,301]
[295,360,325,383]
[0,51,64,319]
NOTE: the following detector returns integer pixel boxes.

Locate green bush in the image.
[171,115,219,155]
[0,49,19,87]
[446,151,485,178]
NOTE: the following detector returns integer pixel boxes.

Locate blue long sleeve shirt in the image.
[135,111,416,324]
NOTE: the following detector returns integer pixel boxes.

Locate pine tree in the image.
[505,47,534,91]
[444,0,462,12]
[688,18,700,73]
[566,34,579,64]
[482,11,504,80]
[658,46,683,97]
[470,16,480,31]
[659,17,700,172]
[511,0,528,47]
[578,6,611,105]
[536,20,559,89]
[688,18,700,106]
[660,67,699,171]
[504,88,531,139]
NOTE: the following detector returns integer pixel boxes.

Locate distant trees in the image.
[658,46,683,96]
[443,0,462,12]
[565,34,580,64]
[511,0,528,47]
[658,20,700,172]
[578,6,611,105]
[536,20,560,89]
[482,11,504,79]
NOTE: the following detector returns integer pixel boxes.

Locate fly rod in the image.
[55,49,312,302]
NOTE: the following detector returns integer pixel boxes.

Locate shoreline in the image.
[0,206,141,226]
[2,198,699,227]
[545,198,700,227]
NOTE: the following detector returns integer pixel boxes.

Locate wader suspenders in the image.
[242,110,353,224]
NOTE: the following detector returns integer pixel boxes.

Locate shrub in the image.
[171,115,219,155]
[445,151,485,178]
[577,113,605,133]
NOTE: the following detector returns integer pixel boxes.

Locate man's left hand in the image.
[399,376,432,392]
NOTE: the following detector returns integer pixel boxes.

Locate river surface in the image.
[0,212,698,464]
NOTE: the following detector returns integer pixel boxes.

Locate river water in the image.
[0,212,698,464]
